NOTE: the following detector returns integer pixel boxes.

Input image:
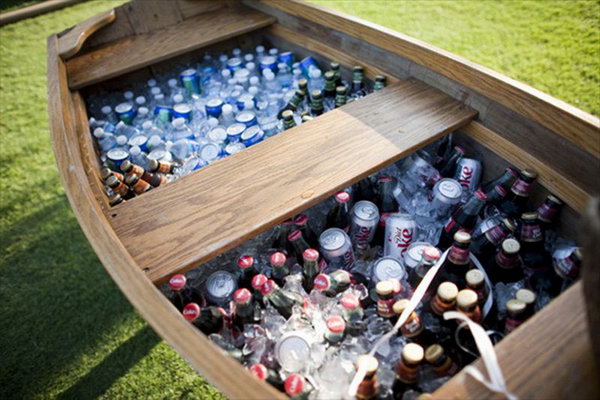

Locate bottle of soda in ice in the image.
[168,274,205,312]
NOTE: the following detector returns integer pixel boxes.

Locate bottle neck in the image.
[448,242,470,265]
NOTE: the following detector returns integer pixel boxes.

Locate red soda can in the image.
[384,213,417,261]
[454,158,482,192]
[349,200,379,249]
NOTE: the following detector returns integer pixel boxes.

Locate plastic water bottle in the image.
[308,68,325,93]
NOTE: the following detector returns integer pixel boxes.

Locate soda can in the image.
[235,111,258,127]
[431,178,463,209]
[259,56,278,73]
[199,142,222,163]
[299,56,319,76]
[403,241,432,270]
[278,51,294,67]
[128,135,149,153]
[205,98,224,118]
[179,68,201,95]
[204,270,237,306]
[384,213,417,261]
[275,331,313,373]
[241,125,264,147]
[226,57,243,72]
[106,148,130,170]
[115,103,136,125]
[319,228,355,271]
[349,200,379,249]
[173,103,192,121]
[371,257,406,284]
[226,123,246,142]
[236,93,256,111]
[207,127,227,145]
[154,105,173,123]
[224,142,246,156]
[455,158,482,192]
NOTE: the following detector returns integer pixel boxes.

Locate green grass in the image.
[0,1,597,399]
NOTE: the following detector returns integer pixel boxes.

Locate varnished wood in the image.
[250,0,600,159]
[434,282,600,400]
[462,122,590,214]
[66,6,275,89]
[48,33,285,400]
[0,0,83,27]
[58,9,116,60]
[109,81,477,284]
[582,197,600,362]
[176,0,226,19]
[122,0,182,35]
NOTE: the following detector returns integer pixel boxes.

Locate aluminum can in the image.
[259,56,278,73]
[128,135,148,153]
[235,110,258,127]
[224,142,246,156]
[204,270,237,305]
[241,125,264,147]
[173,103,192,121]
[226,123,246,142]
[226,57,243,72]
[319,228,355,271]
[455,158,482,192]
[403,241,432,270]
[349,200,379,249]
[205,98,224,118]
[371,256,406,284]
[236,93,256,111]
[431,178,463,209]
[278,51,294,67]
[384,213,417,261]
[199,142,221,163]
[179,68,201,95]
[299,56,319,76]
[153,105,173,123]
[275,331,313,373]
[115,103,135,125]
[207,127,227,145]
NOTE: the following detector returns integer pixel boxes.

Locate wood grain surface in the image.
[66,6,275,89]
[48,33,286,400]
[58,9,116,60]
[249,0,600,159]
[109,81,476,284]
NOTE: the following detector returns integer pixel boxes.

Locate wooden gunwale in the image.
[48,1,599,399]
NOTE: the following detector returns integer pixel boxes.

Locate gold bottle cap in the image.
[330,61,340,69]
[375,75,386,82]
[502,218,517,232]
[311,89,322,98]
[392,299,410,315]
[506,298,526,314]
[324,71,335,80]
[100,167,113,180]
[521,169,538,179]
[502,238,520,254]
[547,194,563,205]
[106,175,119,187]
[336,85,347,94]
[456,289,478,309]
[453,231,471,244]
[148,159,159,171]
[521,212,538,220]
[424,344,444,363]
[356,355,379,374]
[282,110,294,120]
[120,160,133,172]
[402,343,424,365]
[437,282,458,302]
[125,174,138,185]
[466,269,484,287]
[375,280,393,296]
[516,288,536,306]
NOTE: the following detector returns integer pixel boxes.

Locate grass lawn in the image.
[0,0,597,399]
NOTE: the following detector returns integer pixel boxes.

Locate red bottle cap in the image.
[293,214,308,226]
[288,229,302,242]
[260,279,277,296]
[326,315,346,333]
[169,274,187,291]
[270,252,286,267]
[313,274,331,291]
[237,255,254,269]
[282,219,293,226]
[474,189,488,201]
[377,176,393,182]
[182,303,200,322]
[335,191,350,203]
[341,293,359,310]
[233,288,252,304]
[249,363,268,380]
[455,145,466,154]
[303,248,319,262]
[285,374,305,396]
[251,274,268,290]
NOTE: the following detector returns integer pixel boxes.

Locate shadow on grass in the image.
[0,194,151,398]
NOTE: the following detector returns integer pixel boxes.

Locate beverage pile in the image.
[163,136,581,399]
[85,46,386,205]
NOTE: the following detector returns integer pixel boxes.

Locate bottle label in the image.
[537,202,558,223]
[511,178,532,196]
[376,297,395,318]
[430,296,453,316]
[554,253,578,279]
[443,217,456,233]
[448,245,470,265]
[521,224,542,242]
[401,316,423,338]
[496,251,520,269]
[505,316,523,334]
[485,225,507,246]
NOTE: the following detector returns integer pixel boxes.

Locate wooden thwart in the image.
[65,6,275,89]
[109,81,477,284]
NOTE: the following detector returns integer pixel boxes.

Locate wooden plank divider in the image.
[65,6,275,89]
[109,80,477,284]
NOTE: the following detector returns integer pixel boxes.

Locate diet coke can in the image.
[431,178,463,213]
[349,201,379,249]
[455,158,482,192]
[384,213,417,261]
[319,228,355,271]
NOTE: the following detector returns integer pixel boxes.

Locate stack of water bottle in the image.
[86,45,386,205]
[163,135,581,399]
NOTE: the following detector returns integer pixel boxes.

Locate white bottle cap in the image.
[244,100,255,110]
[310,69,322,78]
[219,54,228,63]
[222,104,233,115]
[116,135,128,146]
[227,78,237,86]
[269,48,278,55]
[148,135,162,147]
[93,127,105,138]
[256,45,265,53]
[151,87,162,95]
[168,78,178,88]
[232,48,241,56]
[142,121,153,130]
[137,107,149,115]
[246,62,255,71]
[244,54,254,62]
[207,117,219,128]
[124,91,134,100]
[249,76,259,86]
[154,94,164,101]
[172,118,185,128]
[173,94,184,104]
[130,145,141,156]
[248,86,259,96]
[135,96,146,105]
[147,79,157,87]
[101,106,112,115]
[221,69,231,78]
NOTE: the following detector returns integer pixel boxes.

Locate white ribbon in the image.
[444,311,517,400]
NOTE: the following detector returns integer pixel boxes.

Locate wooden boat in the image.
[47,1,600,398]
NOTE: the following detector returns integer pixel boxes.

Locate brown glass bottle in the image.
[425,344,459,377]
[456,289,481,323]
[437,232,473,289]
[497,169,537,217]
[489,238,524,283]
[504,298,527,334]
[392,343,424,399]
[356,355,383,400]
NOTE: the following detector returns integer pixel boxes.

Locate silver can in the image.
[403,241,432,270]
[371,256,406,284]
[349,201,379,249]
[204,270,237,306]
[275,331,313,373]
[384,213,417,261]
[319,228,355,271]
[431,178,463,209]
[454,158,482,193]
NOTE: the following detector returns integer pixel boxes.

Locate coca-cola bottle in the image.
[374,176,398,245]
[407,246,441,289]
[268,219,293,255]
[248,363,285,392]
[497,169,537,217]
[424,344,459,377]
[392,343,424,398]
[236,254,257,290]
[341,293,364,336]
[324,315,346,344]
[480,167,518,196]
[325,191,351,232]
[439,189,488,248]
[232,288,260,329]
[438,146,466,178]
[301,249,320,292]
[437,232,473,289]
[355,177,377,204]
[488,238,524,283]
[251,273,268,305]
[182,303,223,335]
[270,252,289,287]
[168,274,205,312]
[471,218,517,258]
[287,229,310,264]
[355,355,384,400]
[260,279,301,319]
[536,194,563,230]
[284,373,313,399]
[313,269,352,296]
[293,214,319,249]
